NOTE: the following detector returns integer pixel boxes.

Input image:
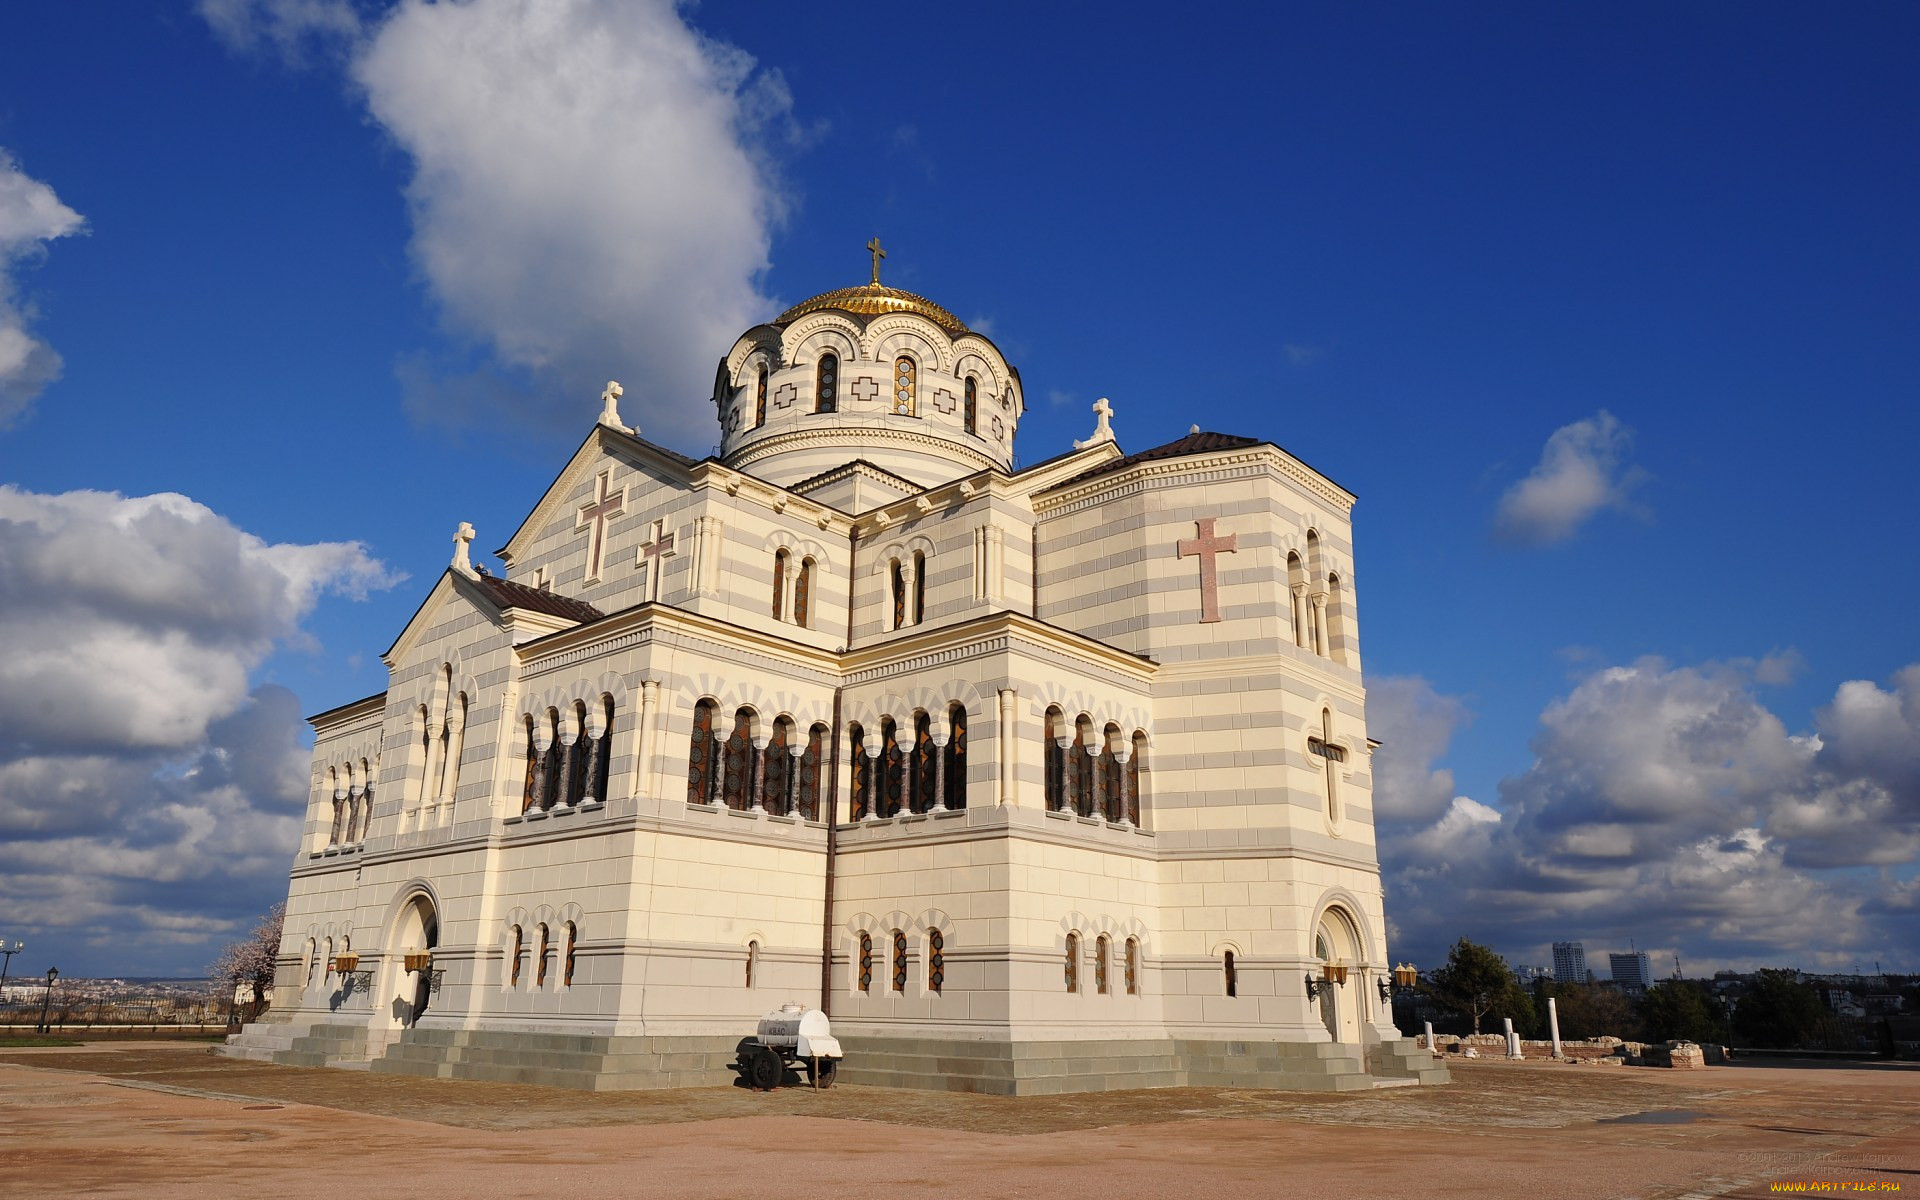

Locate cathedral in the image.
[225,248,1447,1094]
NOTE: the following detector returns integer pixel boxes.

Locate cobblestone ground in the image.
[0,1043,1914,1199]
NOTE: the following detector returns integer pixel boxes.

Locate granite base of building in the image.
[223,1023,1448,1094]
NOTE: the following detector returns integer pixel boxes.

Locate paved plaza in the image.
[0,1042,1914,1198]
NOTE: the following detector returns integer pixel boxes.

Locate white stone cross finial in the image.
[451,521,477,577]
[1072,396,1116,450]
[599,380,634,434]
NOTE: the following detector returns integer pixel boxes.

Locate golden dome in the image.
[773,283,967,334]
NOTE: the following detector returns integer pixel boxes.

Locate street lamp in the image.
[36,966,58,1034]
[0,940,22,989]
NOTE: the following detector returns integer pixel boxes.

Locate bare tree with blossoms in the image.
[210,901,284,1023]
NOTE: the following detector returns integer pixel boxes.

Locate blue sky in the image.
[1,1,1915,979]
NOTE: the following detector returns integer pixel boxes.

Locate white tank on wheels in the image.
[739,1002,843,1090]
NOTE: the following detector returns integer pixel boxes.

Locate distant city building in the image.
[1553,941,1587,984]
[1610,951,1653,991]
[1514,964,1552,986]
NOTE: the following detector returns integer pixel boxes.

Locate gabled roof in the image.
[1049,430,1265,489]
[473,571,605,623]
[787,457,925,504]
[493,423,709,565]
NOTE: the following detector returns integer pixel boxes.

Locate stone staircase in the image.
[218,1017,301,1063]
[1180,1038,1377,1092]
[272,1023,388,1069]
[1367,1037,1452,1085]
[370,1028,741,1091]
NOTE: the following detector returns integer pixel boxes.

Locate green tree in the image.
[1425,938,1514,1035]
[1731,969,1825,1049]
[1640,980,1723,1044]
[1542,980,1642,1041]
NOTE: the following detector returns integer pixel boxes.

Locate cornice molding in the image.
[1034,446,1356,517]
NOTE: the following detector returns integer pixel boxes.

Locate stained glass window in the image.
[521,722,540,812]
[892,929,907,992]
[945,703,967,811]
[1096,935,1110,994]
[1044,707,1066,812]
[798,724,825,820]
[754,365,768,429]
[1065,932,1080,993]
[911,712,935,814]
[510,927,523,986]
[1125,937,1139,995]
[543,709,563,809]
[963,376,977,435]
[1072,715,1094,817]
[858,931,873,992]
[564,922,577,987]
[772,549,787,620]
[912,550,926,625]
[722,708,754,811]
[928,928,945,995]
[592,699,613,803]
[816,353,838,413]
[566,702,590,807]
[765,718,791,814]
[891,559,906,630]
[893,356,916,416]
[1102,723,1123,821]
[881,718,904,818]
[688,699,718,805]
[1128,731,1146,825]
[794,558,812,628]
[536,924,550,987]
[848,724,867,822]
[1224,950,1237,997]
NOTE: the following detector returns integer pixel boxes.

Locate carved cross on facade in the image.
[1177,517,1238,624]
[574,471,626,582]
[638,518,676,601]
[867,236,886,285]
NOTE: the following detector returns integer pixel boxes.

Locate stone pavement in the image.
[0,1043,1914,1198]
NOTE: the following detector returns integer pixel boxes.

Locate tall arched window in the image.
[722,707,755,812]
[688,699,719,805]
[765,716,793,814]
[892,355,916,416]
[323,936,334,981]
[772,549,788,620]
[891,929,908,992]
[912,549,926,624]
[890,558,906,630]
[1223,950,1237,997]
[1286,551,1308,649]
[754,364,768,429]
[509,927,524,988]
[564,922,577,987]
[1305,530,1325,655]
[798,723,826,820]
[1072,714,1094,817]
[858,931,873,992]
[945,703,967,811]
[565,700,590,807]
[927,928,945,995]
[355,771,373,842]
[963,376,977,435]
[815,353,838,413]
[591,696,614,804]
[1125,937,1140,995]
[521,718,541,813]
[847,723,867,822]
[1101,722,1123,822]
[880,717,904,818]
[1064,932,1080,993]
[1044,706,1067,812]
[1128,730,1147,826]
[1326,572,1347,665]
[745,940,758,988]
[328,768,344,845]
[536,923,550,987]
[1096,935,1111,994]
[794,557,814,628]
[910,711,935,814]
[542,708,564,809]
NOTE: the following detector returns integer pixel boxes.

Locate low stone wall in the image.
[1416,1033,1727,1067]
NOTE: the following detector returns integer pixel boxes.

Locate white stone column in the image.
[1549,997,1564,1059]
[1504,1016,1521,1059]
[635,680,660,801]
[749,731,769,814]
[997,688,1018,806]
[786,740,805,817]
[1113,746,1133,827]
[420,719,445,826]
[863,740,882,821]
[1290,584,1308,648]
[1310,591,1329,657]
[899,558,918,627]
[932,731,949,812]
[436,703,466,824]
[1424,1020,1436,1053]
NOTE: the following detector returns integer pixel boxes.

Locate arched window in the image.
[891,929,908,992]
[305,938,318,989]
[912,549,926,625]
[688,699,719,805]
[522,718,541,813]
[1101,722,1123,822]
[815,353,838,413]
[1305,530,1325,655]
[753,364,768,429]
[745,940,758,988]
[858,931,873,993]
[356,772,373,842]
[563,922,577,987]
[1309,708,1346,820]
[1326,572,1347,665]
[591,696,614,804]
[928,928,945,995]
[1223,950,1237,997]
[963,376,977,435]
[1286,551,1307,649]
[722,707,755,811]
[1072,714,1094,817]
[765,716,793,814]
[890,558,906,630]
[794,557,814,628]
[322,936,333,981]
[509,925,523,987]
[1096,934,1111,994]
[910,711,935,814]
[880,717,904,819]
[1044,706,1067,812]
[565,700,590,807]
[536,924,551,987]
[892,355,917,416]
[1064,932,1080,993]
[1125,937,1140,995]
[1128,731,1146,826]
[945,703,967,811]
[328,768,344,845]
[847,723,867,822]
[798,723,827,820]
[772,548,788,620]
[542,707,563,809]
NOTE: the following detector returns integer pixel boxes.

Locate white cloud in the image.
[0,150,86,429]
[1366,675,1469,825]
[0,487,400,972]
[202,0,796,448]
[1493,410,1644,545]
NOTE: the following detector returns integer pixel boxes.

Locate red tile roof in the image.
[474,573,605,624]
[1049,430,1266,488]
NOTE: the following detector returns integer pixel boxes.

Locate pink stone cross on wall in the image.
[1178,517,1238,624]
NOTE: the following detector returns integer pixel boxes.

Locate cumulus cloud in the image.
[0,150,87,429]
[1377,657,1920,975]
[0,487,400,972]
[1367,675,1470,825]
[1493,410,1644,545]
[201,0,796,448]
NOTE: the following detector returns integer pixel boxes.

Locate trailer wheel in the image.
[750,1045,783,1091]
[810,1056,839,1090]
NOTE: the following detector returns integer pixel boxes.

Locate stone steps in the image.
[274,1023,379,1069]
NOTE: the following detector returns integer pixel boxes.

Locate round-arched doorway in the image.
[1315,907,1364,1044]
[390,892,439,1028]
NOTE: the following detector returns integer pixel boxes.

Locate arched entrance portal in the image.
[390,893,439,1028]
[1315,907,1364,1044]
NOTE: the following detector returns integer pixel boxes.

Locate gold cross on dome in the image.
[867,236,886,285]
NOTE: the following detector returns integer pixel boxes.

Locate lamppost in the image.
[36,966,58,1034]
[0,940,22,988]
